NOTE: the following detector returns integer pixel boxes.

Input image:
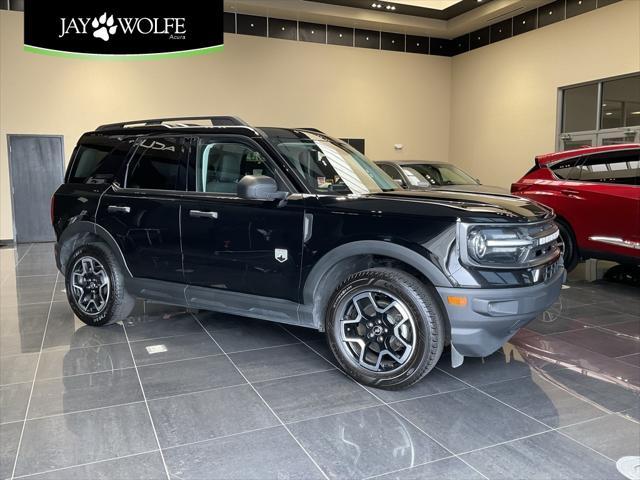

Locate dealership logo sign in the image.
[59,13,188,42]
[25,0,223,59]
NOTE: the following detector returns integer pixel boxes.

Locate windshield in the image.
[400,163,478,187]
[266,130,399,194]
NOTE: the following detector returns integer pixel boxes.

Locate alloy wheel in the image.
[70,256,110,315]
[337,290,417,372]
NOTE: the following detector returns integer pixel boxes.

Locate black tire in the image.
[325,268,445,390]
[556,219,578,272]
[65,242,135,326]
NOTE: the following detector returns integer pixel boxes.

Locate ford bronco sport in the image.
[52,116,564,389]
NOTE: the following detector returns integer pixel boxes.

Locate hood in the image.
[367,189,552,223]
[409,184,508,195]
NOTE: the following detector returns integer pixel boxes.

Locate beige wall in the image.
[449,0,640,189]
[1,1,639,240]
[0,10,452,239]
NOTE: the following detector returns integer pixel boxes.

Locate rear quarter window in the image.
[67,136,133,184]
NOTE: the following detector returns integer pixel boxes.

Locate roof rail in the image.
[96,116,249,131]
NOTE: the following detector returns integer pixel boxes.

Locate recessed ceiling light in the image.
[605,112,613,116]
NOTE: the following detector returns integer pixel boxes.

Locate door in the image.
[7,135,64,243]
[597,130,640,146]
[180,136,305,302]
[95,135,188,282]
[559,133,596,151]
[563,149,640,259]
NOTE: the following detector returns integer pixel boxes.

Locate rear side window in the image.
[549,157,582,180]
[67,136,132,184]
[126,137,188,190]
[575,150,640,185]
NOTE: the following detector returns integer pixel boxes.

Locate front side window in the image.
[401,164,477,186]
[265,130,398,195]
[194,140,278,194]
[575,150,639,185]
[126,137,187,190]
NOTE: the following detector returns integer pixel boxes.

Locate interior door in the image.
[180,136,305,302]
[95,136,188,282]
[559,133,596,151]
[8,135,65,243]
[597,130,639,146]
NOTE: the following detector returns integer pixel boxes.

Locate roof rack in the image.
[96,116,249,131]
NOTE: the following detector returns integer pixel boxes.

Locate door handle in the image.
[189,210,218,219]
[561,189,579,196]
[107,205,131,213]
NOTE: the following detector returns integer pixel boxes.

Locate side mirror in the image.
[238,175,287,200]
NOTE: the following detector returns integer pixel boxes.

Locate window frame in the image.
[122,134,192,193]
[185,134,296,197]
[557,72,640,150]
[547,155,586,181]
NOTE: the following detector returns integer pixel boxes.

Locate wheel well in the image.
[58,232,103,272]
[309,254,450,339]
[554,215,579,255]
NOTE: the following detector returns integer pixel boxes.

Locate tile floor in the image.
[0,243,639,479]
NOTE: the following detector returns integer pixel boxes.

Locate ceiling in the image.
[305,0,493,21]
[224,0,552,38]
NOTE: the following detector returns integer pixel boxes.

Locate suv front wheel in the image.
[65,243,135,326]
[326,268,445,390]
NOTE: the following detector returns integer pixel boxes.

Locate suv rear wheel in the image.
[326,268,445,390]
[65,243,134,326]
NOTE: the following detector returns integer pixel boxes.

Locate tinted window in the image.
[67,136,132,184]
[575,150,639,185]
[194,140,277,194]
[379,164,404,185]
[562,84,598,133]
[126,137,187,190]
[549,157,582,180]
[601,75,640,129]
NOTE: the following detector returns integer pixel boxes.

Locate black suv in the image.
[52,116,564,389]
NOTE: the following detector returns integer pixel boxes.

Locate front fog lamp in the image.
[467,227,532,265]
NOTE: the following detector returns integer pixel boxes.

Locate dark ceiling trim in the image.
[223,0,621,58]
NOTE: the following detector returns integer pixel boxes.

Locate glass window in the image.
[562,84,598,133]
[575,150,639,185]
[401,163,478,186]
[379,164,405,186]
[194,140,277,194]
[265,130,398,195]
[601,75,640,129]
[126,137,187,190]
[549,157,583,180]
[67,137,132,184]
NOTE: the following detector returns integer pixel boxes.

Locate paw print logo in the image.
[91,13,117,41]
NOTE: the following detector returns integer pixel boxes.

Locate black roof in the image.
[93,116,328,140]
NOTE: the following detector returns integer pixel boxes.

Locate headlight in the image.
[459,221,560,268]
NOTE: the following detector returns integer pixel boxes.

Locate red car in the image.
[511,144,640,271]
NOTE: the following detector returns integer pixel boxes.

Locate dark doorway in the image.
[7,135,65,243]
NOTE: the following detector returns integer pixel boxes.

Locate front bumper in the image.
[436,267,565,358]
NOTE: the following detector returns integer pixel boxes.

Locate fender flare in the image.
[57,221,132,277]
[302,240,452,306]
